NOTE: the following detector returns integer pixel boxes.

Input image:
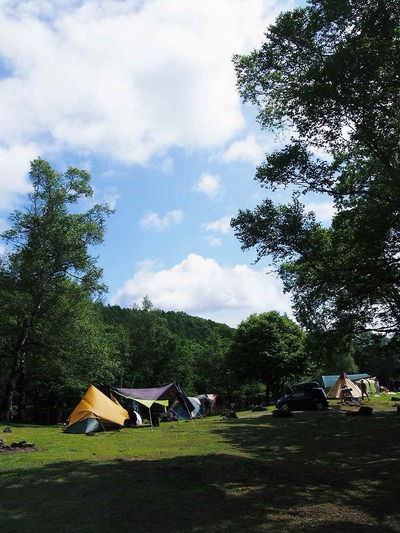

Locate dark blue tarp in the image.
[322,373,369,388]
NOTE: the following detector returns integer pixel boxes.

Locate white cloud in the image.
[222,134,268,165]
[137,257,165,270]
[310,147,333,162]
[140,209,185,231]
[158,156,174,174]
[305,201,336,222]
[194,173,223,200]
[0,144,38,212]
[202,215,232,234]
[110,253,293,327]
[0,214,7,254]
[102,187,120,210]
[0,216,8,252]
[0,0,288,168]
[205,236,222,247]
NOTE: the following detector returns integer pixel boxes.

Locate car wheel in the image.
[280,403,290,411]
[315,402,324,410]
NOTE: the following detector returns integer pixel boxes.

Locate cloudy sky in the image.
[0,0,332,327]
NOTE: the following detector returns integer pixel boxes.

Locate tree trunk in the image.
[33,386,41,424]
[265,383,271,405]
[1,373,18,422]
[55,399,63,424]
[16,363,28,423]
[0,328,28,422]
[271,382,282,403]
[0,353,22,422]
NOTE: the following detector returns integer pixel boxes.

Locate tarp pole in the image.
[170,408,184,421]
[184,400,196,426]
[149,408,153,431]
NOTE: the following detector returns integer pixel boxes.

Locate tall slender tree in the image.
[0,159,113,421]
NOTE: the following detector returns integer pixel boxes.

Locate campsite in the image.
[1,1,400,532]
[1,398,399,533]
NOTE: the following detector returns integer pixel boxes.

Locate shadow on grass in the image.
[211,411,400,531]
[1,412,399,532]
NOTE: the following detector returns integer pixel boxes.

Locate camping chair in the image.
[340,387,353,403]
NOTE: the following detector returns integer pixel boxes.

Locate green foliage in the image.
[353,332,400,386]
[0,159,113,422]
[190,333,232,395]
[161,310,234,342]
[126,301,180,388]
[228,311,307,401]
[232,0,400,337]
[99,302,234,395]
[305,328,358,377]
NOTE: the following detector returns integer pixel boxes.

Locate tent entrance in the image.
[64,418,101,434]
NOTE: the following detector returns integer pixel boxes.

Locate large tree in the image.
[0,159,113,421]
[228,311,307,402]
[231,0,400,336]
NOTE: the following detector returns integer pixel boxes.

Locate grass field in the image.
[1,396,399,532]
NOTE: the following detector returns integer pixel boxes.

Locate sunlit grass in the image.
[1,403,399,532]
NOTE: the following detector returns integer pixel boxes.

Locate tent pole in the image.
[98,418,108,435]
[149,408,153,431]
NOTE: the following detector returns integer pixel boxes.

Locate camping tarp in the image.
[322,373,369,388]
[113,383,179,401]
[65,385,128,434]
[111,382,195,414]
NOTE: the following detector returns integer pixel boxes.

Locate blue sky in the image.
[0,0,332,327]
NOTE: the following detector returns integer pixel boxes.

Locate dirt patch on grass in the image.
[0,445,47,455]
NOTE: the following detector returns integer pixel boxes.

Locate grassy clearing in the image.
[1,398,399,532]
[329,392,400,412]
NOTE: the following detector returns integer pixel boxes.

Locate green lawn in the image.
[1,399,399,532]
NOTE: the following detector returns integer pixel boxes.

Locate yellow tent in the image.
[65,385,128,434]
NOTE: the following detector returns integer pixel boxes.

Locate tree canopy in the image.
[231,0,400,337]
[228,311,307,401]
[99,301,234,396]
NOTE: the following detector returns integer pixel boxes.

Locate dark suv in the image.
[276,387,329,411]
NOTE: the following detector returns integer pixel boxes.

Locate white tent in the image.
[327,372,362,399]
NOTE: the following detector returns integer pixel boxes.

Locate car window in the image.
[292,391,305,398]
[304,390,317,397]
